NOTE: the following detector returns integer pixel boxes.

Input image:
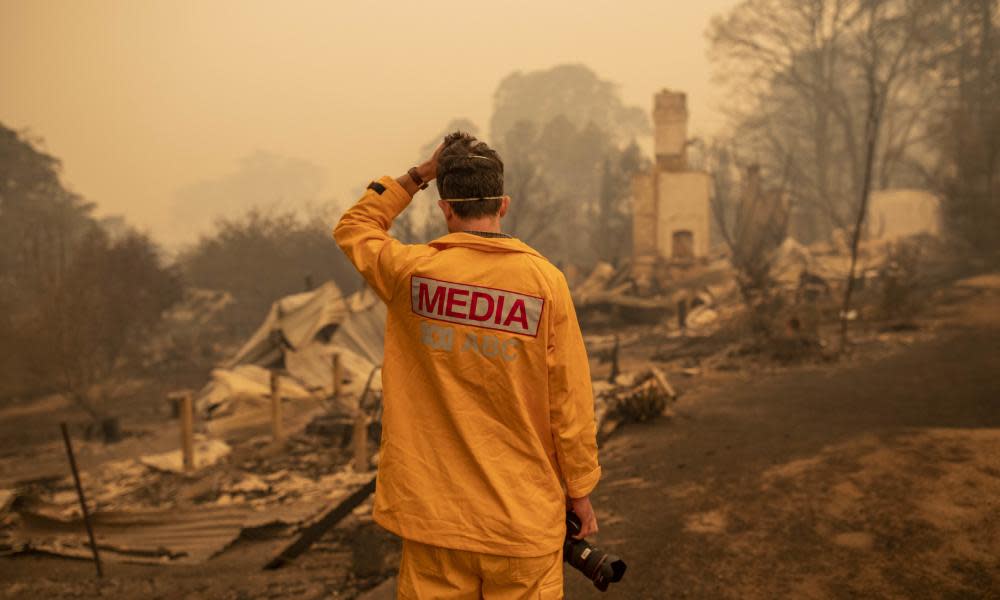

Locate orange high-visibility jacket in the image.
[334,176,600,557]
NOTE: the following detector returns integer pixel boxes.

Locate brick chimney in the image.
[653,90,688,171]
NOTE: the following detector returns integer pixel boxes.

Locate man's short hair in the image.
[436,131,504,219]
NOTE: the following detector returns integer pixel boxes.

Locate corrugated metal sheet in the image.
[10,479,368,565]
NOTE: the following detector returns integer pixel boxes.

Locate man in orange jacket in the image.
[334,132,600,599]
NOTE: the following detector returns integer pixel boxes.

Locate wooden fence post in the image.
[180,391,194,472]
[271,370,284,443]
[332,353,342,399]
[352,411,368,472]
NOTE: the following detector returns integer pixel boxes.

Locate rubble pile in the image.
[593,368,677,440]
[574,229,935,336]
[0,419,375,565]
[0,282,386,566]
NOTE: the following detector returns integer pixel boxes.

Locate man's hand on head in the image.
[418,141,446,182]
[396,140,446,198]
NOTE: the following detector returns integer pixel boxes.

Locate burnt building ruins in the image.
[630,90,712,294]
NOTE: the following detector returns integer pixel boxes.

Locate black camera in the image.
[564,511,627,592]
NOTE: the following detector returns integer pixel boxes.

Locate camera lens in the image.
[564,512,627,592]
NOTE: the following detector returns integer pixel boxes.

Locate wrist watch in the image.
[407,167,429,190]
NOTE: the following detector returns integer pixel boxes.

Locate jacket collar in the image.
[428,232,544,258]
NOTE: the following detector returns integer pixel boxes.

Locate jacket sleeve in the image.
[547,272,601,498]
[333,176,414,302]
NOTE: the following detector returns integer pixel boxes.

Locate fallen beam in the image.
[263,476,377,570]
[650,367,678,399]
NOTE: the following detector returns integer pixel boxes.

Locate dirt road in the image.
[568,321,1000,598]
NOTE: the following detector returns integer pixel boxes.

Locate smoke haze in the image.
[1,0,736,246]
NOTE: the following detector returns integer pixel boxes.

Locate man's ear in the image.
[438,200,453,220]
[498,195,510,218]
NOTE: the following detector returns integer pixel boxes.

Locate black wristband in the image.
[407,167,428,190]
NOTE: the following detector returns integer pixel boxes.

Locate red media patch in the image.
[410,276,543,337]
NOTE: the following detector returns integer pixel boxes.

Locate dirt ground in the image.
[1,287,998,599]
[565,291,1000,599]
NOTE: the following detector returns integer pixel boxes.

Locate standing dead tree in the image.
[929,0,1000,255]
[839,5,886,348]
[839,0,938,349]
[708,0,942,245]
[707,143,792,336]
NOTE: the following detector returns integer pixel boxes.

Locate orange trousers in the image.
[397,539,563,599]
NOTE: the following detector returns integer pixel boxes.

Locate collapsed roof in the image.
[2,281,388,565]
[198,281,386,438]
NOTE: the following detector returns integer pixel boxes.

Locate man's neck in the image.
[450,217,502,234]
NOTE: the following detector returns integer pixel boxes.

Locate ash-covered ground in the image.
[1,271,997,599]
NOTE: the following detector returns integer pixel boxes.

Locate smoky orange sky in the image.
[1,0,736,248]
